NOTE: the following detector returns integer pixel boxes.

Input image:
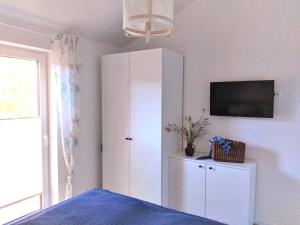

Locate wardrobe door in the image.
[129,49,162,204]
[102,53,130,195]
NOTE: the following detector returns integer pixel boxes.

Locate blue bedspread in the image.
[8,189,226,225]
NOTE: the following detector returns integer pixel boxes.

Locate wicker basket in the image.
[212,141,246,163]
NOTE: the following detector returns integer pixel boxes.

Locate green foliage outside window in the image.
[0,57,39,119]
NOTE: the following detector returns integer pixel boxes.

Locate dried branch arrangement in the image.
[165,109,210,146]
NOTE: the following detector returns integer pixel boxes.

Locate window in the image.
[0,57,39,119]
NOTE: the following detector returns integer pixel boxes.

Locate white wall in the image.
[125,1,300,225]
[73,37,118,196]
[0,23,51,50]
[0,24,118,202]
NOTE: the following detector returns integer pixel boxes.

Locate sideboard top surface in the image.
[170,152,256,171]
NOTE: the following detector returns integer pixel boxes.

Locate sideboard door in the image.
[206,164,251,225]
[168,158,206,217]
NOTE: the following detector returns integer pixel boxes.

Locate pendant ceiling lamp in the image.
[123,0,174,42]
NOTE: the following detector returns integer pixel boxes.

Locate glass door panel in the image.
[0,47,48,224]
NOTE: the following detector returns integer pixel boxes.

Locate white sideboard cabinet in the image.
[168,154,256,225]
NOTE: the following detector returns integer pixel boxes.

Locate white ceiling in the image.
[0,0,195,47]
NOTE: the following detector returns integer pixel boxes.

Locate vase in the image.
[185,144,195,156]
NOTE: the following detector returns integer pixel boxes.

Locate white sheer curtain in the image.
[52,33,80,199]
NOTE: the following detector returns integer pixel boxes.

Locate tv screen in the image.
[210,80,274,118]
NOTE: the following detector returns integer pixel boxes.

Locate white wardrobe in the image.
[102,48,183,206]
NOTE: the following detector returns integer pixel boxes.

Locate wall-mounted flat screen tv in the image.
[210,80,274,118]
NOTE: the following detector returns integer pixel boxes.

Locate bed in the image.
[7,189,226,225]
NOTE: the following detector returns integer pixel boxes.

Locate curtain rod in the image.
[0,21,53,38]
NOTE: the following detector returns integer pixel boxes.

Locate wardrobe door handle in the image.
[125,138,133,141]
[198,165,203,168]
[209,167,215,170]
